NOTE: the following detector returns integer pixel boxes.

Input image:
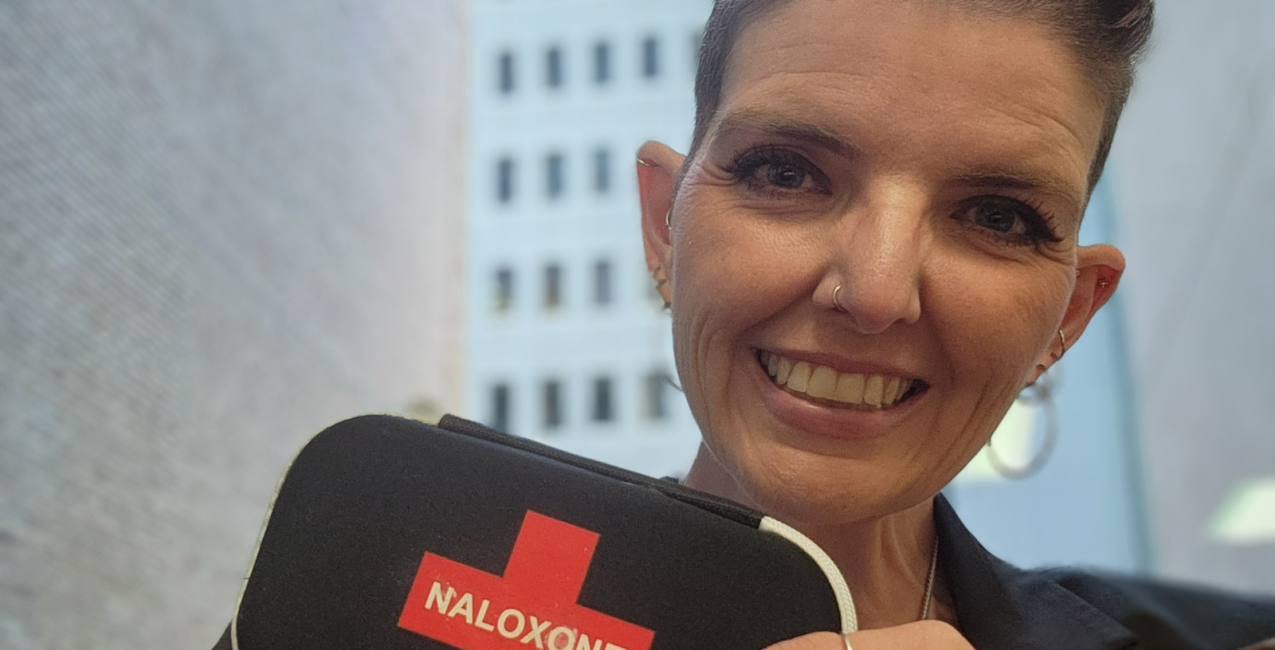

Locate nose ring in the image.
[832,284,848,313]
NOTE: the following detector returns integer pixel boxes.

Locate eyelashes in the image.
[723,146,831,197]
[722,145,1064,248]
[954,195,1063,247]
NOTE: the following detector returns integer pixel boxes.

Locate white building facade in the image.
[466,0,715,477]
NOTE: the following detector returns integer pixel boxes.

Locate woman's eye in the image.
[972,203,1023,234]
[767,162,807,189]
[957,196,1062,246]
[727,147,829,196]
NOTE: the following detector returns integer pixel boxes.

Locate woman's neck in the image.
[683,445,954,630]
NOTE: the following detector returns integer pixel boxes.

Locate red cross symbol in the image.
[399,511,655,650]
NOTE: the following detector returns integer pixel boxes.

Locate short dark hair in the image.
[690,0,1154,192]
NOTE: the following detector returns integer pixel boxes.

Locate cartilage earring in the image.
[652,268,671,311]
[1051,329,1068,361]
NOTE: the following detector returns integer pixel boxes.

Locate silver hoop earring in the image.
[663,373,684,393]
[988,365,1061,479]
[831,284,848,313]
[1052,329,1068,361]
[665,209,672,230]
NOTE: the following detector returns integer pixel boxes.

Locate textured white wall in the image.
[1109,0,1275,593]
[0,2,467,648]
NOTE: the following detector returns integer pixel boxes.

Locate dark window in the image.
[495,267,514,312]
[497,157,515,203]
[593,42,611,84]
[491,383,511,433]
[546,153,565,199]
[593,260,612,306]
[499,51,516,94]
[592,377,614,423]
[593,148,610,194]
[543,263,563,309]
[644,371,672,421]
[543,380,563,430]
[546,47,564,88]
[642,37,659,78]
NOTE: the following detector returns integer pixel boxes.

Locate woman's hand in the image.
[765,622,974,650]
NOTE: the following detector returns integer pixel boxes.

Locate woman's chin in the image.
[729,447,931,528]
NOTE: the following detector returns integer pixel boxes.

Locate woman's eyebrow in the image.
[715,110,860,158]
[951,172,1082,213]
[715,111,1084,210]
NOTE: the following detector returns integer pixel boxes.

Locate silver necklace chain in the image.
[843,537,941,650]
[920,536,939,621]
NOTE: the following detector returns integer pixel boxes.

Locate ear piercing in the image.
[1027,329,1069,389]
[636,158,673,230]
[1049,329,1068,361]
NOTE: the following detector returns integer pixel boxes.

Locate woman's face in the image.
[639,0,1122,525]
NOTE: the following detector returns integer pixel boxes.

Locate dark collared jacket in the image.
[931,495,1275,649]
[212,495,1275,650]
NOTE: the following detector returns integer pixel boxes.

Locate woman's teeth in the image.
[759,351,916,409]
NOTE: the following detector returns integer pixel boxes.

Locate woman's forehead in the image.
[716,0,1105,201]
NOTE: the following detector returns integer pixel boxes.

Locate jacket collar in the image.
[933,495,1139,650]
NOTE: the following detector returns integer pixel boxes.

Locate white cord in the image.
[759,516,859,635]
[761,515,941,643]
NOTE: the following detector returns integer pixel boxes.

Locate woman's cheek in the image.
[938,252,1069,364]
[926,255,1071,454]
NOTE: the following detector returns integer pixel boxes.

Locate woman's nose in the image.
[819,196,925,335]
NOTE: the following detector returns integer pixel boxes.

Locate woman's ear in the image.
[636,141,687,308]
[1031,244,1125,381]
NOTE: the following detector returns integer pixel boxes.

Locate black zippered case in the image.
[229,414,855,650]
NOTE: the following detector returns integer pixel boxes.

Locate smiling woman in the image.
[635,0,1275,648]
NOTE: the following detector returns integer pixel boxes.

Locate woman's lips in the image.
[750,349,930,441]
[757,350,928,410]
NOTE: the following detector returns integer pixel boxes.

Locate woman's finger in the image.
[764,622,974,650]
[763,631,845,650]
[847,622,974,650]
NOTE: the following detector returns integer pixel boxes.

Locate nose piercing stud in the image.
[832,285,848,313]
